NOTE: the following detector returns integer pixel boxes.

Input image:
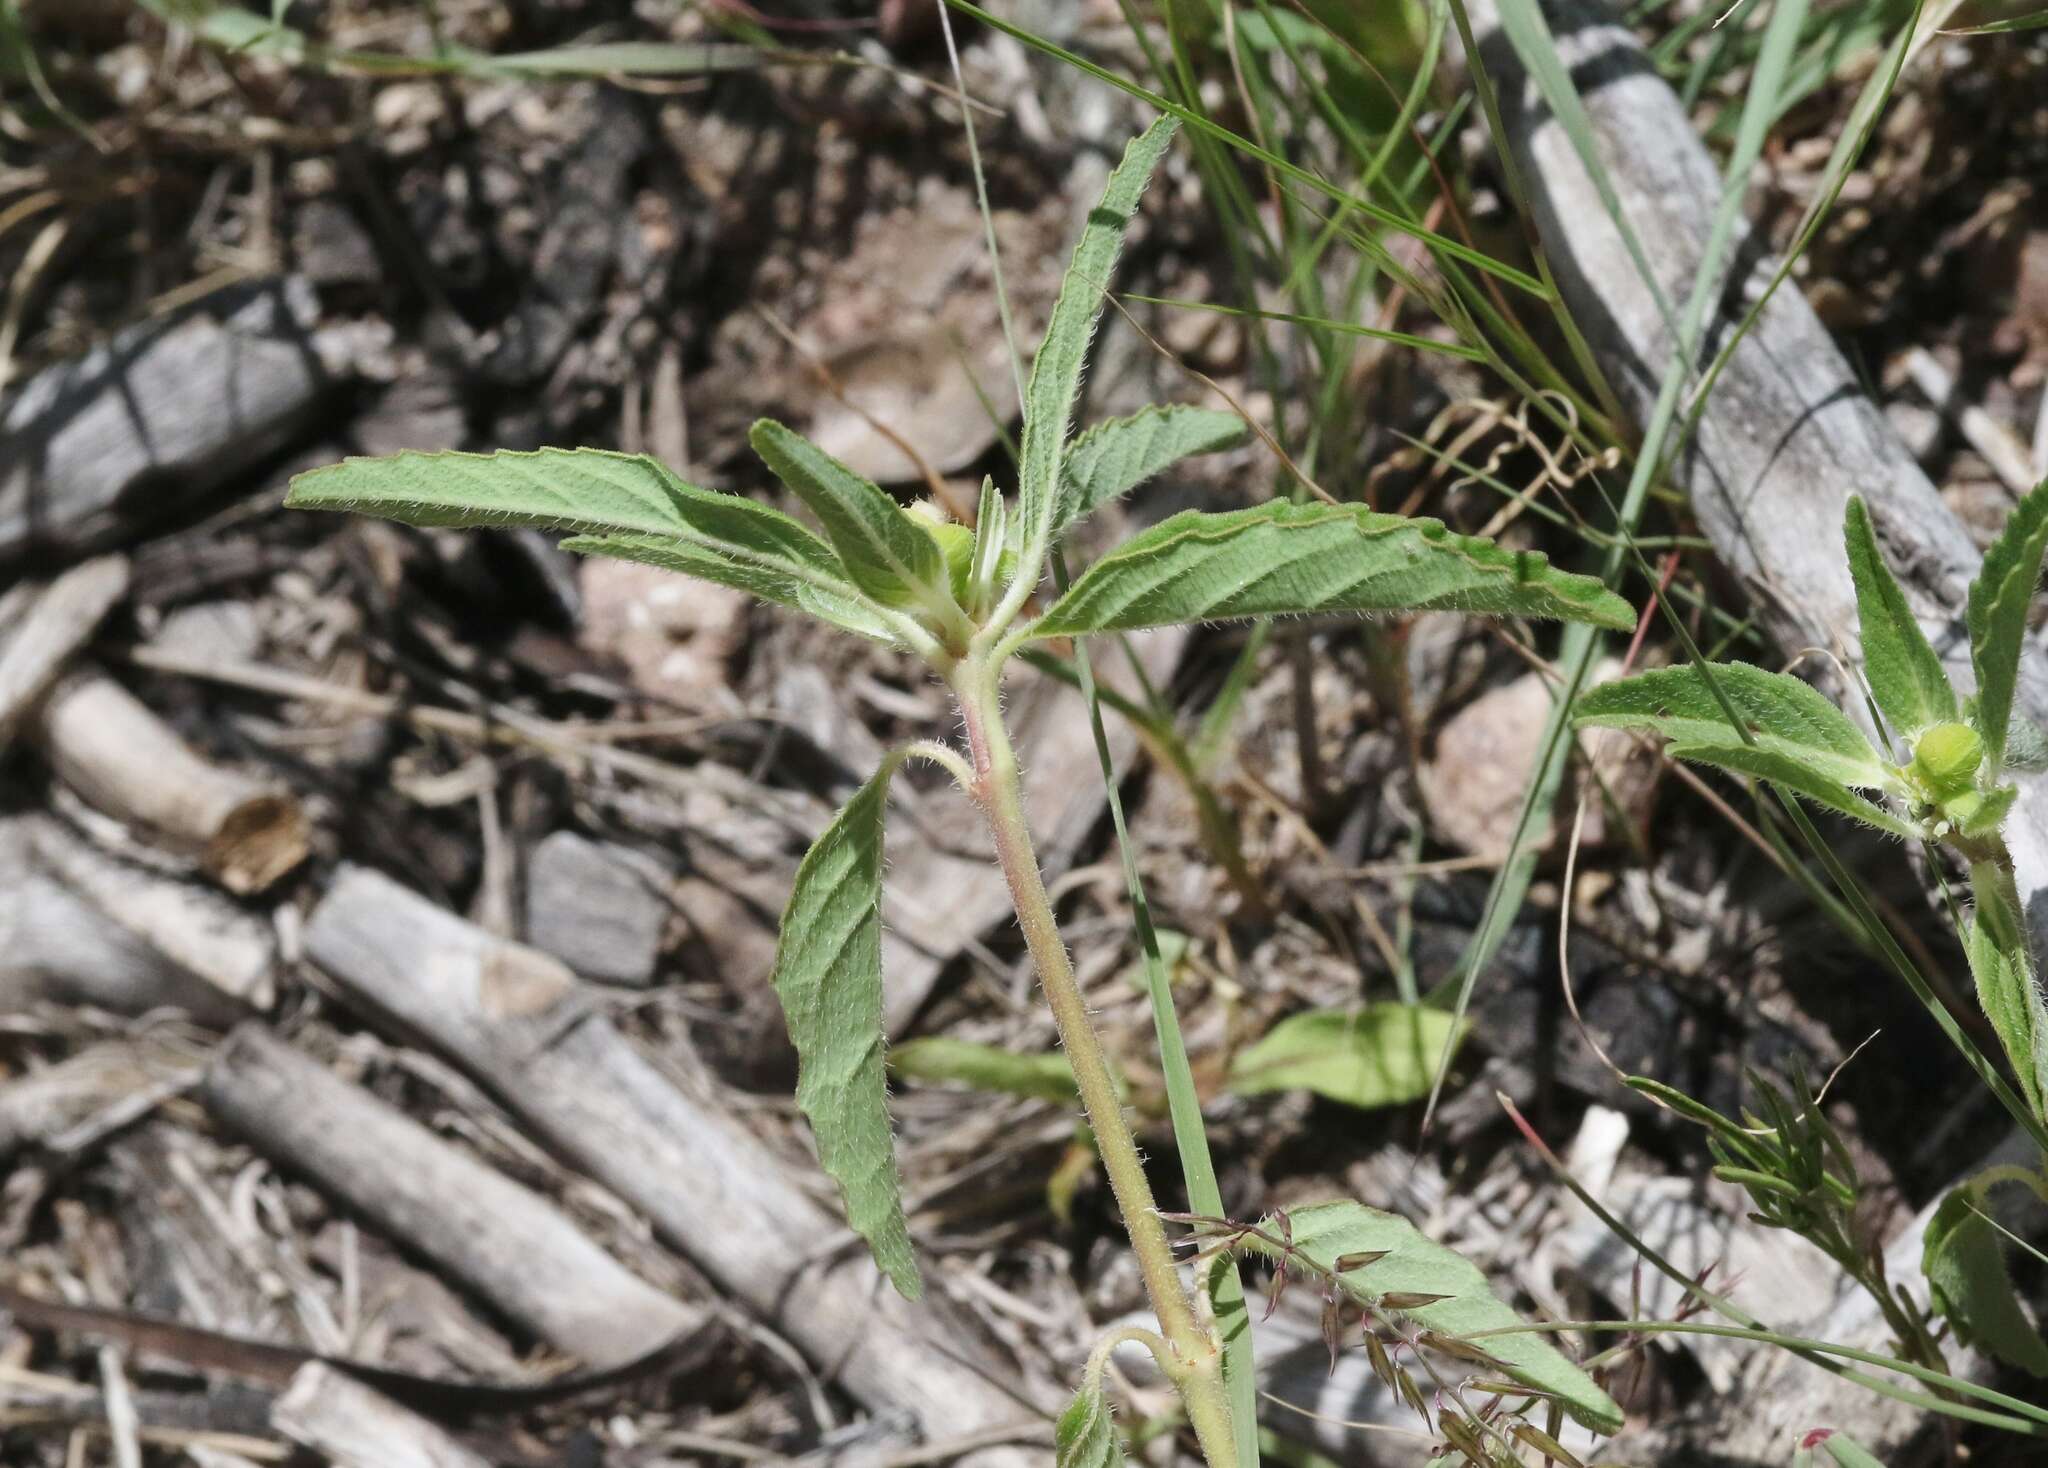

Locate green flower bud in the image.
[1911,721,1983,801]
[904,501,974,607]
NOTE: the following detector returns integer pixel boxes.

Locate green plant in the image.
[287,118,1632,1466]
[1577,480,2048,1381]
[1630,1066,1948,1374]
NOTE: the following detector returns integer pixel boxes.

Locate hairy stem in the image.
[951,657,1238,1468]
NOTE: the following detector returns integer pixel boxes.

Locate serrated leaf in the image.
[562,532,900,644]
[891,1036,1080,1104]
[1573,663,1893,790]
[1013,118,1179,574]
[2004,714,2048,774]
[1054,1381,1128,1468]
[1843,497,1958,741]
[1923,1187,2048,1375]
[1962,892,2048,1118]
[749,419,950,615]
[285,447,898,635]
[1055,405,1248,532]
[1031,502,1634,637]
[1226,1005,1467,1109]
[1667,740,1920,839]
[772,764,919,1299]
[1966,476,2048,775]
[1250,1200,1623,1433]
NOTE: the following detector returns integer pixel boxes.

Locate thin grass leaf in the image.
[1818,1435,1889,1468]
[1843,496,1958,741]
[1011,119,1179,585]
[1249,1200,1623,1433]
[1046,543,1259,1468]
[1118,293,1490,362]
[1226,1005,1466,1109]
[1678,0,1924,451]
[1489,0,1680,343]
[1056,404,1248,532]
[1966,476,2048,775]
[1055,1380,1128,1468]
[1941,9,2048,30]
[1426,0,1817,1128]
[1923,1187,2048,1375]
[1573,663,1893,789]
[285,448,913,638]
[772,761,919,1299]
[479,41,764,76]
[143,0,766,75]
[1668,741,1919,839]
[1031,502,1634,638]
[890,1036,1080,1104]
[947,0,1545,294]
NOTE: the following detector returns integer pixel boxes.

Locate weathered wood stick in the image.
[304,866,1046,1465]
[272,1364,490,1468]
[32,669,309,894]
[0,277,334,567]
[0,554,128,749]
[23,814,276,1007]
[202,1024,707,1370]
[0,1039,201,1162]
[0,820,249,1027]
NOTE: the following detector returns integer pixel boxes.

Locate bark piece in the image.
[524,831,672,987]
[203,1024,705,1370]
[32,669,309,894]
[0,554,128,748]
[0,277,333,566]
[272,1364,490,1468]
[304,866,1045,1465]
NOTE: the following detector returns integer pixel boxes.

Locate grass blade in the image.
[1052,549,1259,1468]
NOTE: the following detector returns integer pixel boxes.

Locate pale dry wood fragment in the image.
[303,866,1046,1467]
[524,830,671,987]
[32,669,309,894]
[24,814,277,1007]
[0,554,128,749]
[203,1024,707,1369]
[0,278,333,566]
[0,1038,200,1161]
[271,1364,489,1468]
[0,820,248,1027]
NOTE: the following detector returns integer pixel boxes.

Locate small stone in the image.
[1420,662,1658,856]
[577,557,748,703]
[525,832,673,988]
